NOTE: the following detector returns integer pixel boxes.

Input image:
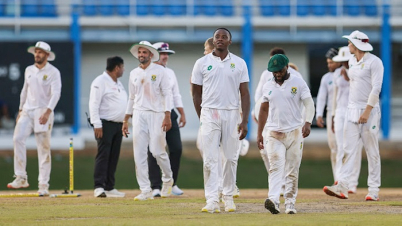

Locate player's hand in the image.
[358,109,371,124]
[238,121,248,140]
[316,116,324,128]
[94,128,103,139]
[162,113,172,132]
[331,116,335,133]
[179,114,186,128]
[39,111,51,125]
[122,121,130,137]
[257,134,264,150]
[302,122,311,138]
[251,111,258,123]
[16,111,22,123]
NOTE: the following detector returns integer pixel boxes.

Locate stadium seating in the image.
[99,0,113,16]
[277,0,290,16]
[169,0,186,16]
[116,0,130,16]
[40,0,57,17]
[219,0,234,17]
[83,0,96,16]
[311,0,326,16]
[297,0,310,17]
[363,0,378,17]
[152,0,165,16]
[21,0,39,17]
[136,0,149,16]
[260,0,274,16]
[344,0,360,16]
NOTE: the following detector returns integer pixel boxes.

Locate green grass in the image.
[0,154,401,190]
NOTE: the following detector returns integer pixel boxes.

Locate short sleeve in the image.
[240,59,250,83]
[191,59,203,85]
[300,79,312,100]
[261,82,270,103]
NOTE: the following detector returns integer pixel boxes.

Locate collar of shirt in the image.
[210,51,231,62]
[354,52,370,65]
[139,62,155,71]
[102,71,118,84]
[271,73,294,88]
[33,62,49,72]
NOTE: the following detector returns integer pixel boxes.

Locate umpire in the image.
[89,56,127,198]
[148,42,186,197]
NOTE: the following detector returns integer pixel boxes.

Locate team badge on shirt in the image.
[269,91,272,95]
[361,63,365,69]
[291,87,297,96]
[151,75,156,81]
[207,65,213,71]
[230,63,235,69]
[43,75,48,80]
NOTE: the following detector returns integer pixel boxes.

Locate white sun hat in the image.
[27,41,56,61]
[129,41,159,62]
[153,42,175,55]
[333,46,353,62]
[342,30,373,52]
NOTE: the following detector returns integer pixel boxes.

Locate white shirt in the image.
[333,67,350,115]
[191,52,249,110]
[348,52,383,109]
[125,63,172,114]
[262,74,312,132]
[89,72,128,128]
[166,67,183,109]
[20,63,61,111]
[254,67,303,102]
[316,71,334,119]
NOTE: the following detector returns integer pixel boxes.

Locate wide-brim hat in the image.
[342,30,373,52]
[333,46,353,62]
[153,42,175,55]
[27,41,56,61]
[268,54,289,72]
[129,41,159,62]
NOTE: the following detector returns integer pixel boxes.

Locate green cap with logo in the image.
[268,54,289,72]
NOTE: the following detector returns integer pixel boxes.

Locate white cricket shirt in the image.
[348,52,383,109]
[125,63,172,114]
[89,72,128,128]
[254,67,302,102]
[19,63,61,111]
[316,71,334,119]
[262,74,312,132]
[333,67,350,115]
[191,52,249,110]
[166,67,184,109]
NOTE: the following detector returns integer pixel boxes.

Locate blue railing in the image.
[0,0,382,18]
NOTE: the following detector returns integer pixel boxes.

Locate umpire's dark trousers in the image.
[94,120,123,190]
[147,109,182,189]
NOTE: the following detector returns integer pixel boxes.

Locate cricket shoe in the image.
[105,189,125,198]
[152,189,161,197]
[161,179,173,198]
[365,193,379,201]
[265,198,280,214]
[323,184,348,199]
[348,186,357,194]
[172,185,183,196]
[285,204,297,214]
[222,196,236,212]
[233,185,240,198]
[134,191,154,201]
[7,175,29,189]
[94,188,106,197]
[38,184,49,196]
[201,202,220,213]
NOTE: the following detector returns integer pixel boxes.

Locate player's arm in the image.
[315,75,328,127]
[301,81,315,138]
[17,69,29,122]
[239,82,250,140]
[89,78,104,139]
[257,101,269,150]
[171,72,186,127]
[160,70,172,132]
[123,73,136,137]
[331,81,338,133]
[192,84,202,118]
[40,69,62,125]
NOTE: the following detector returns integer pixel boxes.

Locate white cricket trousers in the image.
[13,109,53,186]
[132,110,173,193]
[334,109,362,186]
[200,108,240,203]
[339,107,381,193]
[326,112,337,182]
[265,127,303,205]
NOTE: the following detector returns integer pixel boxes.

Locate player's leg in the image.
[260,127,270,172]
[105,122,123,192]
[147,147,162,194]
[326,112,337,182]
[93,120,113,194]
[348,139,363,193]
[334,113,346,183]
[266,131,286,204]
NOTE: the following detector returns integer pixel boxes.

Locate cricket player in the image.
[324,30,383,201]
[257,54,315,214]
[192,28,250,213]
[7,41,61,196]
[316,47,341,183]
[147,42,186,197]
[331,47,363,193]
[122,41,174,201]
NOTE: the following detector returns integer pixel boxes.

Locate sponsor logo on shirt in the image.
[269,91,272,95]
[329,81,332,85]
[207,65,212,71]
[291,87,297,96]
[43,75,48,80]
[372,125,376,129]
[151,75,156,81]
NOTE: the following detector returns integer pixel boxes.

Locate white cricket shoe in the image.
[94,188,106,197]
[7,175,29,189]
[152,189,161,197]
[172,185,183,195]
[285,204,297,214]
[323,184,348,199]
[233,185,240,198]
[201,202,220,213]
[222,196,236,212]
[265,198,280,214]
[134,191,154,201]
[38,184,49,196]
[105,189,125,198]
[161,179,173,198]
[365,192,379,201]
[348,186,357,194]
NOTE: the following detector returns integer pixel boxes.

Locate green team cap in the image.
[268,54,289,72]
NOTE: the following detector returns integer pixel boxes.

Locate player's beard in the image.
[139,56,150,64]
[274,72,289,84]
[35,56,46,65]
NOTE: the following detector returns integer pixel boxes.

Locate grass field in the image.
[0,189,401,225]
